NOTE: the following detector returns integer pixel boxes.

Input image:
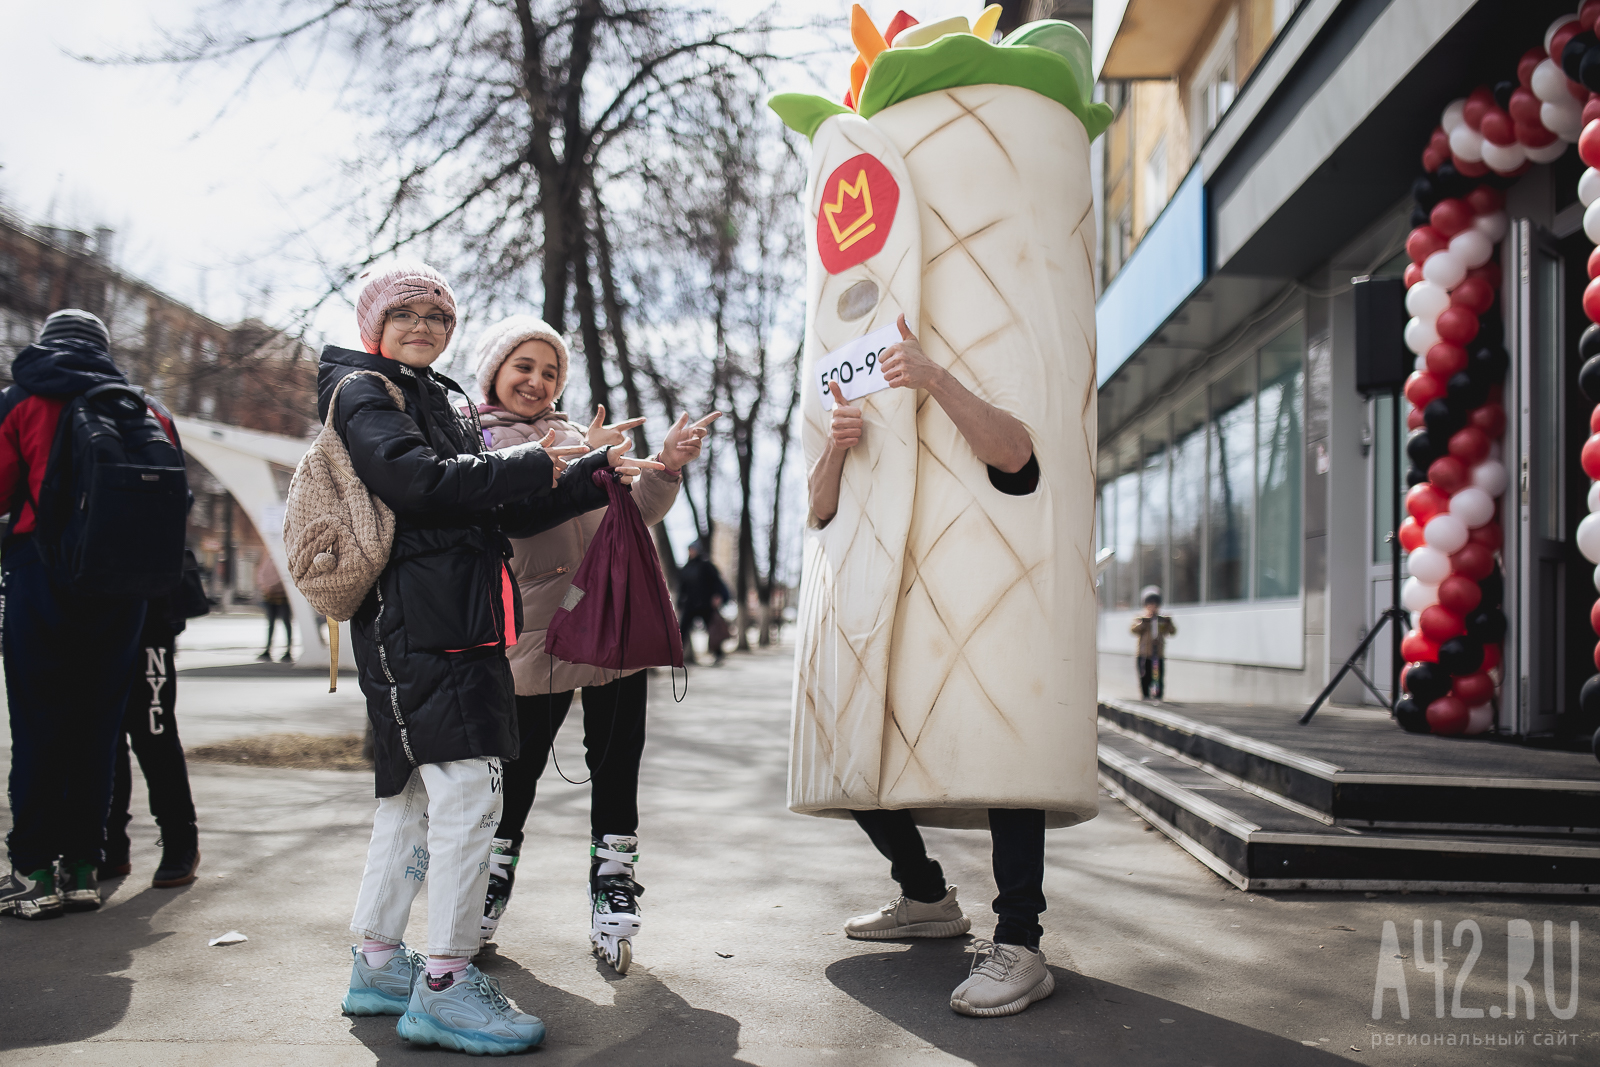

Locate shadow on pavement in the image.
[826,940,1348,1066]
[0,878,181,1052]
[346,948,744,1064]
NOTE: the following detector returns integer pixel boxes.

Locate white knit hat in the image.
[472,315,570,405]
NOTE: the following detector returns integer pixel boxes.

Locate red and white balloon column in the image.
[1392,10,1600,737]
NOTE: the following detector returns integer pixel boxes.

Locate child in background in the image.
[1130,586,1176,701]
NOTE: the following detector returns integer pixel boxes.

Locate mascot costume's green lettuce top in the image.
[773,7,1110,831]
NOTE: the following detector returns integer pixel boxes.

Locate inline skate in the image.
[589,834,642,975]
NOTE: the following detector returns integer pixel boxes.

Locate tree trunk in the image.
[760,337,804,646]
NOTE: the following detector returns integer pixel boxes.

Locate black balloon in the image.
[1492,80,1516,109]
[1465,608,1507,644]
[1405,661,1452,704]
[1583,45,1600,93]
[1478,567,1503,609]
[1448,370,1486,409]
[1434,161,1471,199]
[1478,306,1502,338]
[1581,324,1600,361]
[1438,636,1485,676]
[1406,466,1429,488]
[1468,342,1508,384]
[1406,429,1436,467]
[1424,398,1463,440]
[1563,31,1598,80]
[1410,205,1431,229]
[1581,674,1600,721]
[1412,175,1439,211]
[1395,698,1431,733]
[1581,354,1600,404]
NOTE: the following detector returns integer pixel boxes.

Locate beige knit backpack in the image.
[283,370,405,690]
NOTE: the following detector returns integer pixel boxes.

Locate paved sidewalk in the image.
[1,626,1597,1064]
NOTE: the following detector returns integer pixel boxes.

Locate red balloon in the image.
[1401,629,1440,663]
[1450,543,1495,581]
[1407,482,1450,523]
[1590,246,1600,281]
[1462,87,1495,131]
[1586,96,1600,128]
[1404,262,1425,288]
[1553,24,1586,70]
[1438,575,1483,615]
[1470,403,1506,438]
[1426,342,1467,377]
[1590,597,1600,634]
[1447,426,1490,465]
[1408,405,1426,431]
[1585,276,1600,324]
[1583,434,1600,480]
[1509,86,1545,126]
[1584,0,1600,31]
[1453,155,1489,178]
[1450,275,1495,314]
[1516,119,1560,147]
[1468,521,1503,552]
[1435,305,1479,345]
[1581,119,1600,170]
[1399,516,1427,552]
[1452,672,1495,706]
[1481,643,1502,673]
[1468,261,1502,292]
[1422,146,1447,173]
[1407,226,1449,263]
[1426,695,1470,735]
[1591,405,1600,433]
[1420,605,1466,642]
[1488,381,1505,404]
[1479,107,1515,146]
[1430,199,1474,238]
[1428,456,1469,493]
[1429,127,1451,156]
[1405,371,1447,409]
[1518,48,1546,89]
[1593,640,1600,672]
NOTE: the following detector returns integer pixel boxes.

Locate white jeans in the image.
[350,757,503,957]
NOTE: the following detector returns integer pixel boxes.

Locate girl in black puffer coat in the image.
[332,263,659,1051]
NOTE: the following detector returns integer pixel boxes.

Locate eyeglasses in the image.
[387,311,453,334]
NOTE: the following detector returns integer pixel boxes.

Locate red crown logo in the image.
[817,153,897,274]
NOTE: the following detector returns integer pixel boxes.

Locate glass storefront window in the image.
[1207,359,1255,601]
[1371,393,1406,564]
[1170,393,1206,603]
[1257,323,1304,598]
[1112,437,1139,610]
[1138,430,1168,598]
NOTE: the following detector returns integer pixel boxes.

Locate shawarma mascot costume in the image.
[772,7,1110,1018]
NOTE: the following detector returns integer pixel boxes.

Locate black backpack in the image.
[28,383,189,598]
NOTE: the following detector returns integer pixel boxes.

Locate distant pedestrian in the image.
[0,309,189,921]
[677,541,730,665]
[255,552,293,662]
[1130,586,1176,701]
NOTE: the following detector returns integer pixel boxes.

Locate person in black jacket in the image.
[331,263,661,1055]
[677,541,731,665]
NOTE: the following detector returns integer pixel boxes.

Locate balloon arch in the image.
[1394,7,1600,736]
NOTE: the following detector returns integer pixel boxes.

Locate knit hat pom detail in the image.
[355,261,458,355]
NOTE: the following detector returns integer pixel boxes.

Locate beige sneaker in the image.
[950,940,1054,1017]
[843,886,971,940]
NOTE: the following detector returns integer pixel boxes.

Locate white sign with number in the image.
[817,322,900,408]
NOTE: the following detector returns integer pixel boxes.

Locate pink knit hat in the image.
[355,261,458,355]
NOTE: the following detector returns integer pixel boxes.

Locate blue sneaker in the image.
[396,964,545,1054]
[342,944,423,1016]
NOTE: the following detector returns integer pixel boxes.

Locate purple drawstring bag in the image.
[545,469,685,671]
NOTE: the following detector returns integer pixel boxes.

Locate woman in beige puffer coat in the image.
[470,315,717,963]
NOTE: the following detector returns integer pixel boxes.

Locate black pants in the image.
[105,644,197,863]
[263,600,292,654]
[851,807,1047,949]
[1137,655,1164,699]
[499,671,649,848]
[678,606,724,660]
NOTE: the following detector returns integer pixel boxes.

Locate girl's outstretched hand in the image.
[540,428,590,488]
[660,410,722,471]
[606,438,667,486]
[584,405,648,450]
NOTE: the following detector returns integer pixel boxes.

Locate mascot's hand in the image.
[829,381,862,450]
[880,314,944,392]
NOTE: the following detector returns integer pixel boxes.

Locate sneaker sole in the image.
[397,1010,545,1054]
[62,893,102,912]
[950,969,1055,1018]
[153,850,201,889]
[1,901,65,920]
[844,916,972,940]
[342,988,409,1016]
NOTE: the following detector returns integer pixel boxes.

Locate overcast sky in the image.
[0,0,979,348]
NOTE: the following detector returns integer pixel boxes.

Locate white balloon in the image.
[1449,486,1496,528]
[1422,250,1467,290]
[1581,168,1600,207]
[1578,512,1600,564]
[1481,138,1526,173]
[1542,100,1583,141]
[1545,14,1579,57]
[1525,138,1570,163]
[1585,200,1600,245]
[1473,459,1508,497]
[1424,513,1470,554]
[1449,124,1485,162]
[1532,57,1572,104]
[1449,229,1493,268]
[1406,281,1451,318]
[1441,98,1468,134]
[1404,315,1441,355]
[1465,704,1494,735]
[1402,576,1441,612]
[1408,545,1452,584]
[1593,563,1600,594]
[1473,211,1509,243]
[1415,355,1428,373]
[1589,480,1600,513]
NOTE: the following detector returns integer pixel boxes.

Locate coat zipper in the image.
[372,582,417,767]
